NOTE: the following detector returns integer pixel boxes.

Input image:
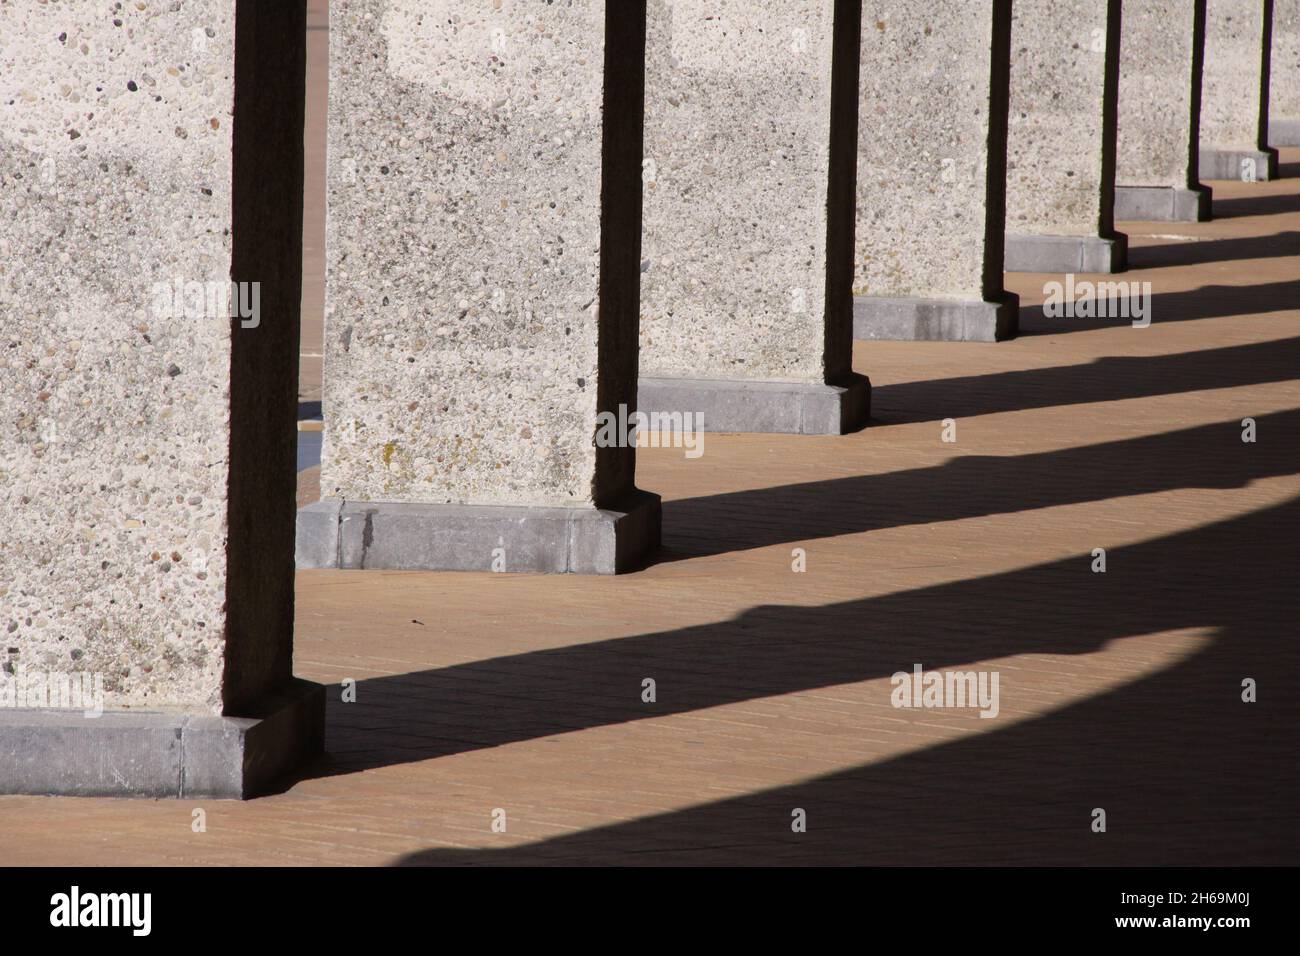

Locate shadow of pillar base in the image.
[1005,233,1128,274]
[1115,185,1212,222]
[0,678,325,799]
[853,293,1019,343]
[637,375,870,435]
[1269,119,1300,147]
[297,492,661,574]
[1199,147,1280,182]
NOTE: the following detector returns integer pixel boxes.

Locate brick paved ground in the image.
[2,3,1296,864]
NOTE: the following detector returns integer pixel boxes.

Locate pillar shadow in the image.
[387,494,1300,868]
[297,409,1299,787]
[1210,191,1300,218]
[387,491,1299,864]
[655,409,1299,559]
[1017,277,1299,334]
[870,335,1300,425]
[1126,230,1300,268]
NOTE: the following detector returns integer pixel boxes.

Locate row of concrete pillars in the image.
[0,0,1294,796]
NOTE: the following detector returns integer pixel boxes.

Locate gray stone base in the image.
[1005,232,1128,274]
[852,293,1019,342]
[297,490,661,574]
[1198,147,1279,181]
[0,678,325,798]
[637,374,870,435]
[1114,185,1212,222]
[1268,118,1300,148]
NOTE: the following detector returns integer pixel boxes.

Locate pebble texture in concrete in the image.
[855,1,1010,303]
[324,0,645,510]
[0,1,305,714]
[1201,0,1275,169]
[1117,0,1204,191]
[639,0,854,386]
[1007,0,1121,239]
[1270,0,1300,144]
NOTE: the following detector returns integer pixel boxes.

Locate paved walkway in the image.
[6,155,1298,864]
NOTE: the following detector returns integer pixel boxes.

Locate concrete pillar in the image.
[1201,0,1279,180]
[1269,0,1300,144]
[0,1,323,797]
[637,0,869,433]
[1116,0,1213,221]
[298,0,659,573]
[853,0,1017,342]
[1005,0,1128,273]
